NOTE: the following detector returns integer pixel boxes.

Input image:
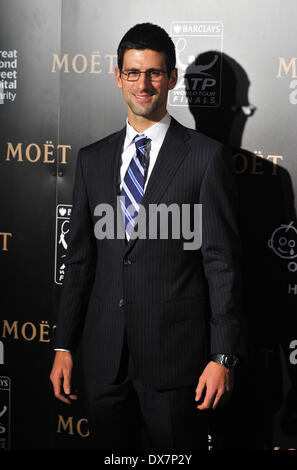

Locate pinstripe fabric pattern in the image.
[55,118,247,390]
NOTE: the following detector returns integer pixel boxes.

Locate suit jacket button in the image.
[123,258,132,266]
[119,298,124,307]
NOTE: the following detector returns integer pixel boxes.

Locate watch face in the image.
[226,355,237,367]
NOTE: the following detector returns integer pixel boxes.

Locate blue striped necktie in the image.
[120,134,151,241]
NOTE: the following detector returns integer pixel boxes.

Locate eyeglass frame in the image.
[120,68,168,82]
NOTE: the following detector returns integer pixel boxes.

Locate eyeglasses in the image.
[121,69,167,82]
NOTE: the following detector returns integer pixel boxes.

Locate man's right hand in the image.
[50,351,78,405]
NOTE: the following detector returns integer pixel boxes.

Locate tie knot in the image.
[134,134,151,152]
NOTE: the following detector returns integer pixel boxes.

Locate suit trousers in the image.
[86,334,209,451]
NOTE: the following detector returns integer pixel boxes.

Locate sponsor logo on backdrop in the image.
[4,141,71,164]
[268,221,297,295]
[56,414,89,437]
[51,51,117,74]
[1,320,55,343]
[0,49,18,103]
[208,433,214,450]
[233,150,284,175]
[277,57,297,105]
[169,21,223,107]
[55,205,72,285]
[0,377,11,449]
[0,232,12,252]
[268,222,297,370]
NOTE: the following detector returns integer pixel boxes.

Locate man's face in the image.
[115,49,177,122]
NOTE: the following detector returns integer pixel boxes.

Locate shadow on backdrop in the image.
[185,51,297,450]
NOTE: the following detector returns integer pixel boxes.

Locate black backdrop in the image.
[1,0,297,451]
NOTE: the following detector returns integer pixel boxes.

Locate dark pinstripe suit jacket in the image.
[55,117,246,390]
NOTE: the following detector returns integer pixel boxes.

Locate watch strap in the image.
[211,353,238,368]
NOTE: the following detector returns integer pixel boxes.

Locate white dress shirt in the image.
[55,112,171,353]
[120,112,171,192]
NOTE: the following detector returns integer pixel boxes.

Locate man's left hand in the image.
[195,361,234,410]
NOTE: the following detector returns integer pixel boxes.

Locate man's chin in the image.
[129,104,158,119]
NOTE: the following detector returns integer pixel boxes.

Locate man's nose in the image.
[136,72,152,89]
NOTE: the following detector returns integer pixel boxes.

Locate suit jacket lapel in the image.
[125,118,191,252]
[108,126,127,251]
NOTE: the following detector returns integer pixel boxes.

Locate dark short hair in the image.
[117,23,176,76]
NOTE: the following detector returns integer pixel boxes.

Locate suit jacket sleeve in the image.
[200,144,247,357]
[54,149,96,352]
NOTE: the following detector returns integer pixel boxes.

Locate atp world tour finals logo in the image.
[170,21,223,107]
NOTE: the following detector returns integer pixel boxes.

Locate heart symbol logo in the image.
[59,207,66,216]
[174,24,181,33]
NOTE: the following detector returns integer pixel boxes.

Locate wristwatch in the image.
[211,354,238,369]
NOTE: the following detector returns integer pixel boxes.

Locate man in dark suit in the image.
[50,23,246,450]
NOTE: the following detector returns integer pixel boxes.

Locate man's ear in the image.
[115,67,123,89]
[168,68,178,90]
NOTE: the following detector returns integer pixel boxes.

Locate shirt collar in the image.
[124,112,171,151]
